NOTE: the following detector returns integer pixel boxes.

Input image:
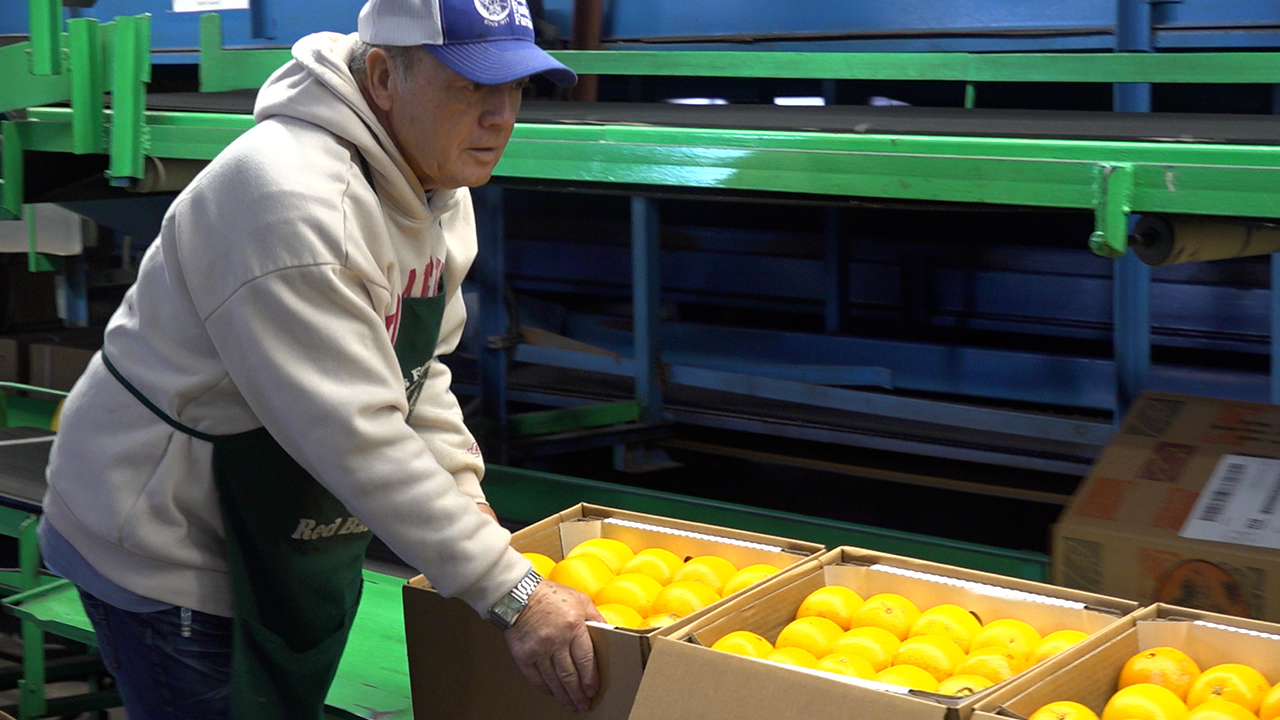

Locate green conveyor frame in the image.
[6,12,1280,260]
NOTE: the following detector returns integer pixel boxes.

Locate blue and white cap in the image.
[357,0,577,87]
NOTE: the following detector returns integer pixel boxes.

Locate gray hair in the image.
[348,41,422,85]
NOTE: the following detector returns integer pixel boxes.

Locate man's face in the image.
[382,51,526,190]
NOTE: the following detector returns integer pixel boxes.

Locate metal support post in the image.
[823,207,847,334]
[1114,0,1153,112]
[1272,255,1280,404]
[2,120,23,221]
[250,0,278,40]
[68,18,105,155]
[107,14,152,187]
[16,514,46,719]
[27,0,62,76]
[474,185,510,460]
[631,196,663,425]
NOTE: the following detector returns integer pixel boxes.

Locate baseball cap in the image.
[358,0,577,88]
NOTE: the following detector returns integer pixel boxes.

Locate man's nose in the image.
[481,88,519,129]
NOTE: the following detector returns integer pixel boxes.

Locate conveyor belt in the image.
[144,92,1280,146]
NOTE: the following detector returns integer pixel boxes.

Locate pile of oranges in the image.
[1031,647,1280,720]
[708,584,1090,696]
[523,538,780,630]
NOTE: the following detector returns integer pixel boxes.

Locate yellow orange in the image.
[1119,647,1202,700]
[595,573,664,617]
[775,616,845,659]
[722,563,782,597]
[831,626,901,672]
[816,652,877,679]
[595,603,643,629]
[893,634,966,682]
[650,580,720,618]
[549,554,615,601]
[621,547,685,585]
[1188,665,1273,715]
[766,646,818,669]
[1030,701,1101,720]
[1032,630,1091,665]
[875,664,940,692]
[849,593,921,640]
[1187,699,1259,720]
[710,630,773,658]
[565,537,635,574]
[971,618,1041,664]
[640,613,681,630]
[522,552,556,578]
[938,674,996,697]
[796,586,865,630]
[910,604,983,652]
[1102,683,1189,720]
[1259,683,1280,720]
[956,647,1024,685]
[671,556,739,594]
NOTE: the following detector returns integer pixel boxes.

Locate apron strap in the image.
[100,352,220,443]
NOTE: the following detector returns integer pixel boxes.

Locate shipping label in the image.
[173,0,249,12]
[1179,454,1280,550]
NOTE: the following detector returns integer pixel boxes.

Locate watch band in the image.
[488,568,543,630]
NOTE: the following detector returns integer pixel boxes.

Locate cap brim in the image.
[425,39,577,88]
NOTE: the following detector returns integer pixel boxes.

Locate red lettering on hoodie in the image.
[386,259,446,345]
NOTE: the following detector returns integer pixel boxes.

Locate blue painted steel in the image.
[823,208,845,334]
[486,384,1101,475]
[60,0,362,52]
[512,344,1112,446]
[473,186,509,454]
[1273,255,1280,404]
[631,197,663,425]
[250,0,279,40]
[1114,0,1154,112]
[507,237,1271,355]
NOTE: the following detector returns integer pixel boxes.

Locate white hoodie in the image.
[40,32,529,617]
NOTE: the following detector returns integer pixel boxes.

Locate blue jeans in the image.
[78,589,232,719]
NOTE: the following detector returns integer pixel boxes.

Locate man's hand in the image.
[504,580,604,712]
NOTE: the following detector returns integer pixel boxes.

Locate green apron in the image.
[101,284,446,719]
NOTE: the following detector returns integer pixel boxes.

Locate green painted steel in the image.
[510,400,641,437]
[27,0,62,77]
[107,15,152,184]
[0,41,71,114]
[199,13,290,92]
[483,465,1051,581]
[6,571,415,718]
[549,50,1280,83]
[1,121,25,221]
[1090,163,1136,258]
[68,19,106,155]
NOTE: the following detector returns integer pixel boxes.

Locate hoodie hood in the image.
[254,32,462,219]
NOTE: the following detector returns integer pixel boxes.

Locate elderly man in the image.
[38,0,601,717]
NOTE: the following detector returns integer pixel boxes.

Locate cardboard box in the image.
[629,546,1138,720]
[403,503,824,720]
[1053,391,1280,622]
[972,603,1280,720]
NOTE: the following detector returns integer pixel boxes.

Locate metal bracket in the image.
[1088,163,1135,258]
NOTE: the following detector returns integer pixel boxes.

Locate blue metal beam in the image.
[631,197,663,425]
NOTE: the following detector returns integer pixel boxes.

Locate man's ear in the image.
[365,48,396,112]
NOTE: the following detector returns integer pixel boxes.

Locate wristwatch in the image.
[488,568,543,630]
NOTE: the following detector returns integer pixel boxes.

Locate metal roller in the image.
[1131,215,1280,266]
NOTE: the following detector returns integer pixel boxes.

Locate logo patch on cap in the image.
[473,0,510,23]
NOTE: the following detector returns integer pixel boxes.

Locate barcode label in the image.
[1180,455,1280,550]
[1198,462,1247,523]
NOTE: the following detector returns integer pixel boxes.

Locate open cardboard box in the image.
[972,603,1280,720]
[628,546,1138,720]
[404,503,823,720]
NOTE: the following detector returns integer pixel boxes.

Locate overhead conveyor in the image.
[7,11,1280,478]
